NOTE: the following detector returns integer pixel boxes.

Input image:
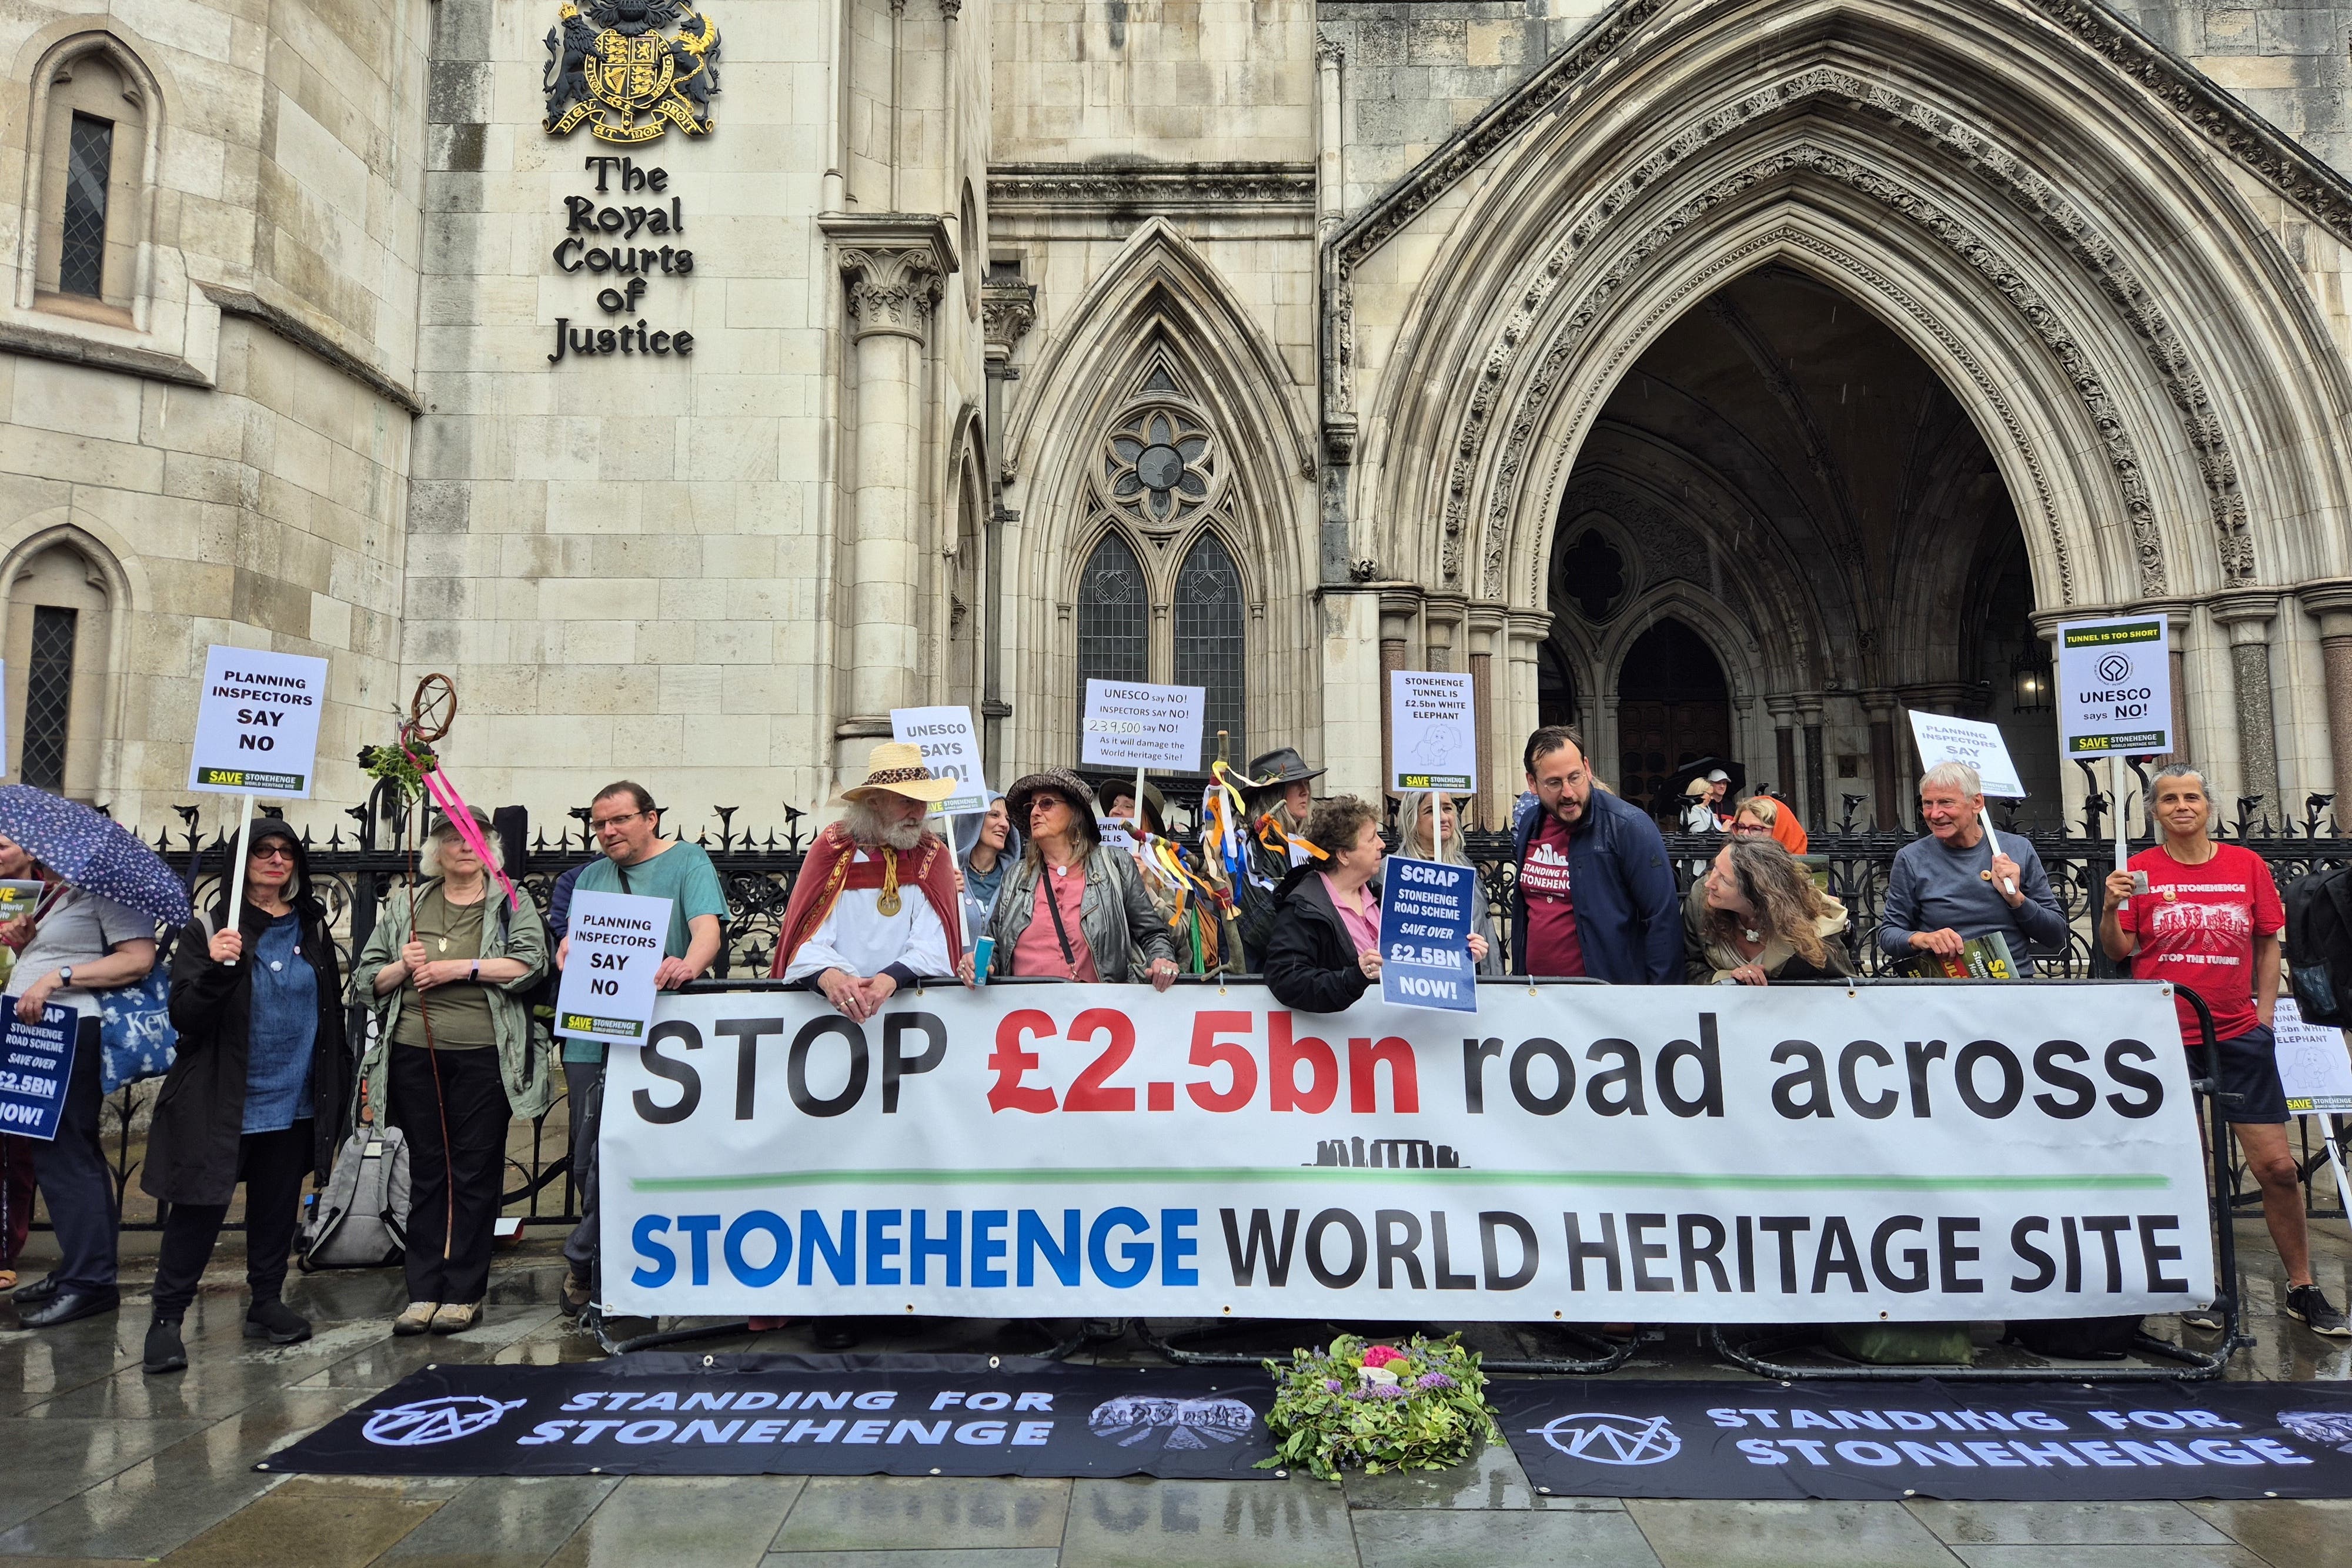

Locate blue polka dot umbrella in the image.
[0,785,191,930]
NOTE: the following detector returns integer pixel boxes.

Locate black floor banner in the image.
[265,1353,1281,1479]
[1495,1378,2352,1500]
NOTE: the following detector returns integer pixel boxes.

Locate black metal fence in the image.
[53,787,2352,1235]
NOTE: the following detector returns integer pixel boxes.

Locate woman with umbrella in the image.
[0,785,182,1329]
[138,818,348,1373]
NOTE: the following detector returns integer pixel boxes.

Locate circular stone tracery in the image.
[1105,407,1214,527]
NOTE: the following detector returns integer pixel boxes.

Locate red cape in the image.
[769,822,965,978]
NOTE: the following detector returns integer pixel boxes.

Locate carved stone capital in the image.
[981,280,1037,351]
[1316,31,1345,66]
[820,214,957,345]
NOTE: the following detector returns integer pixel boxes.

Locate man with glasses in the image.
[554,782,726,1318]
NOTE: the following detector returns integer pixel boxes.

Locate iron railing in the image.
[36,782,2352,1234]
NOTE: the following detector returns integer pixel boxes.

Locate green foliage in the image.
[362,742,432,803]
[1257,1333,1500,1482]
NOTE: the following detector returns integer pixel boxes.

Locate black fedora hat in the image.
[1244,747,1325,794]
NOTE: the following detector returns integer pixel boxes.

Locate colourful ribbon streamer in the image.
[405,740,520,910]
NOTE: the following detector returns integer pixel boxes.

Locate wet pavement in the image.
[1,1218,2347,1566]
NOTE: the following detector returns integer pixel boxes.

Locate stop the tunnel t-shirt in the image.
[2115,842,2283,1047]
[1521,811,1586,978]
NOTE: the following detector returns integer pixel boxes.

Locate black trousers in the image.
[149,1120,312,1320]
[32,1019,115,1292]
[389,1044,510,1306]
[561,1061,602,1290]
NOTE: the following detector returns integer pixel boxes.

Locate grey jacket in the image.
[985,845,1178,981]
[353,880,555,1123]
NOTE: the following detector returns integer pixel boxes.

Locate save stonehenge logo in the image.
[362,1396,528,1447]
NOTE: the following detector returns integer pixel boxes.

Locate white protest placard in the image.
[2276,998,2352,1114]
[187,645,329,798]
[2056,617,2172,756]
[1907,710,2026,798]
[556,888,673,1044]
[1095,820,1137,852]
[891,706,987,816]
[1390,671,1478,793]
[1081,680,1203,773]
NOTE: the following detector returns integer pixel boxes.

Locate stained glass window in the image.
[22,606,77,791]
[1172,533,1245,762]
[60,114,112,300]
[1077,531,1148,713]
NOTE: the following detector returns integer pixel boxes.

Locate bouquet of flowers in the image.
[1258,1333,1499,1480]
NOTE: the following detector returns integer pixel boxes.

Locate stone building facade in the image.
[2,0,2350,836]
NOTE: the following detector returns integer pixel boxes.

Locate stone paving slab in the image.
[0,1218,2347,1564]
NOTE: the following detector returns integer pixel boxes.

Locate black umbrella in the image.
[1652,756,1748,821]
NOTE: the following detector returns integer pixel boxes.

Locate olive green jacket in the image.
[352,880,554,1124]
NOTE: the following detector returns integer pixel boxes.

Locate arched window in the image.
[1172,533,1245,761]
[35,49,147,320]
[6,543,111,798]
[1076,531,1147,701]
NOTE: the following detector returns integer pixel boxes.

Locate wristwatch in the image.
[56,965,72,988]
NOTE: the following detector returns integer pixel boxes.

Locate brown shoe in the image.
[562,1271,592,1312]
[393,1301,439,1336]
[430,1301,480,1335]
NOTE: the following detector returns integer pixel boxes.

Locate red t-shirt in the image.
[2115,842,2283,1046]
[1520,812,1586,977]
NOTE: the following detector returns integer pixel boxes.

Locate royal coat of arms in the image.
[544,0,720,143]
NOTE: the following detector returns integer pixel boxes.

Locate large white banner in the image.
[602,982,2214,1322]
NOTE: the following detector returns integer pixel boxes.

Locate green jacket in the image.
[352,880,554,1123]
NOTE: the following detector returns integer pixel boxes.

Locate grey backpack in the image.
[300,1123,411,1270]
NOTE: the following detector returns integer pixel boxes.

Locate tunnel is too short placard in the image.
[186,646,329,799]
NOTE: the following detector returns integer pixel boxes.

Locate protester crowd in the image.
[1,723,2344,1366]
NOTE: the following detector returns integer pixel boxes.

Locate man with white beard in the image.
[770,742,965,1018]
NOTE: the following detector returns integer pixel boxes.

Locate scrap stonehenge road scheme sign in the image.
[2057,618,2172,755]
[1080,681,1203,772]
[602,980,2213,1322]
[1390,671,1476,793]
[556,890,673,1044]
[187,646,329,797]
[890,706,987,815]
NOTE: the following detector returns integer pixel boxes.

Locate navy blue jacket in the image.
[1510,787,1681,983]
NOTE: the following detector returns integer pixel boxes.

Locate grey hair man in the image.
[1878,760,2067,974]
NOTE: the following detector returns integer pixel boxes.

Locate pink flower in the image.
[1360,1345,1408,1368]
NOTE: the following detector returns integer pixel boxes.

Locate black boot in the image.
[143,1317,188,1375]
[244,1298,312,1345]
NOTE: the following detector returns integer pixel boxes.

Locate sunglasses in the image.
[249,843,296,862]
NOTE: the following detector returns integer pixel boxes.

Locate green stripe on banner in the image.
[632,1168,2174,1193]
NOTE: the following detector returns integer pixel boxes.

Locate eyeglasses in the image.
[592,810,651,833]
[1729,822,1772,835]
[249,844,296,862]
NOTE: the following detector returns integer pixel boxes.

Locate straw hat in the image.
[836,741,960,805]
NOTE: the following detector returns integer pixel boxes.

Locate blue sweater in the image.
[1877,828,2069,974]
[1509,788,1682,983]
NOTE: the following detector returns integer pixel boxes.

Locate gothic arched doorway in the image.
[1616,618,1729,810]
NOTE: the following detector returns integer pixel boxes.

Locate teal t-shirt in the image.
[561,839,729,1064]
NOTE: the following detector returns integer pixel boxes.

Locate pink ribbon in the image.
[406,741,520,910]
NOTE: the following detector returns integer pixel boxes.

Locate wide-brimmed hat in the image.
[1005,770,1100,844]
[1095,776,1167,830]
[1244,747,1325,794]
[836,741,960,806]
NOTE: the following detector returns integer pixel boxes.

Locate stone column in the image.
[1798,695,1826,830]
[1506,609,1551,798]
[1766,696,1798,803]
[2209,591,2282,821]
[1863,690,1898,831]
[1468,603,1505,823]
[1315,34,1345,235]
[2137,600,2193,767]
[822,216,953,771]
[1377,586,1419,797]
[2304,581,2352,804]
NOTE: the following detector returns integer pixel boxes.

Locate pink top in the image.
[1321,872,1380,958]
[1012,863,1100,981]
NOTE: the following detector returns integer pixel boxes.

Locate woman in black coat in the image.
[140,818,348,1374]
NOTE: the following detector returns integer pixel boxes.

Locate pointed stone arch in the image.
[1005,219,1317,773]
[1339,0,2352,643]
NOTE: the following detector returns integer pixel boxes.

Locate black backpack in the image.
[2285,862,2352,1027]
